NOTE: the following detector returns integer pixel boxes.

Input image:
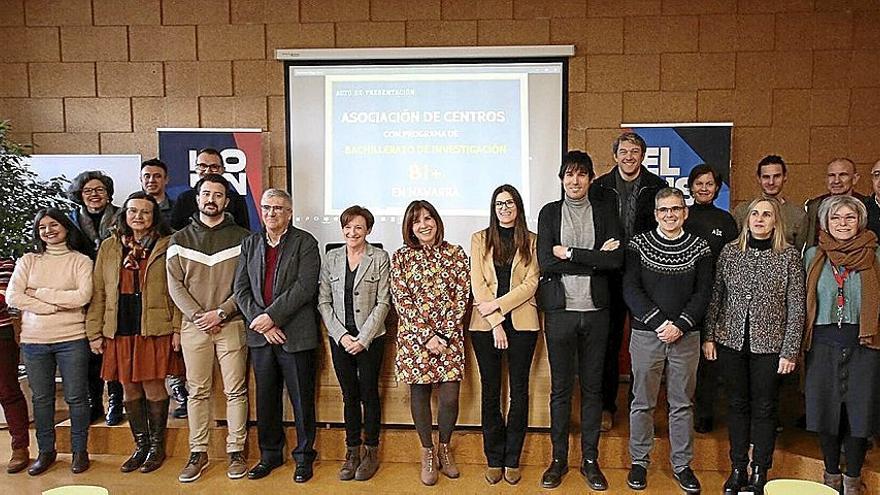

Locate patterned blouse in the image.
[390,242,470,384]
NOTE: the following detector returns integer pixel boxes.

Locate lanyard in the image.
[832,264,850,328]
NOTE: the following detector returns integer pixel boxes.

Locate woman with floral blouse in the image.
[390,200,470,486]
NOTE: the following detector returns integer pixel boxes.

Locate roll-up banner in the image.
[157,128,264,231]
[621,123,734,209]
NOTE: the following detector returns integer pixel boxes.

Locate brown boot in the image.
[843,474,863,495]
[437,442,460,479]
[140,398,169,473]
[355,445,379,481]
[823,471,842,492]
[7,448,29,474]
[339,445,360,481]
[420,447,438,486]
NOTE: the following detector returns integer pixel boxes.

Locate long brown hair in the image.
[484,184,532,266]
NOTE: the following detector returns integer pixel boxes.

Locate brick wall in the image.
[1,0,879,204]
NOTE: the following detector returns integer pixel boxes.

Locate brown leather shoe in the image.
[420,447,438,486]
[437,442,460,479]
[7,448,29,474]
[504,466,522,485]
[485,466,503,484]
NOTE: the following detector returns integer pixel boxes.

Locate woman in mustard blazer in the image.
[469,184,540,486]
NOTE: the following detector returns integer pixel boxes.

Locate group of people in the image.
[0,134,877,495]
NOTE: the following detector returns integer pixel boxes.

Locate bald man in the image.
[803,158,867,249]
[863,159,880,239]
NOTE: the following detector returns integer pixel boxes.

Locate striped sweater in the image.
[166,213,250,322]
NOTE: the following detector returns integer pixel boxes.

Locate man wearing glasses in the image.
[170,148,251,231]
[234,189,321,483]
[623,187,713,494]
[863,159,880,239]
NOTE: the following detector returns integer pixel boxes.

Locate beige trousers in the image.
[180,319,248,453]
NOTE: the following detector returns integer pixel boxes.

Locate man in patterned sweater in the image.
[622,187,713,494]
[166,174,251,483]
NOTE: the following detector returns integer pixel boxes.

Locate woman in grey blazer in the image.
[318,205,391,482]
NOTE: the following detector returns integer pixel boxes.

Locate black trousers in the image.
[88,351,121,408]
[602,277,627,413]
[329,337,385,447]
[471,328,538,468]
[718,344,781,469]
[545,309,609,461]
[695,351,719,421]
[251,345,317,465]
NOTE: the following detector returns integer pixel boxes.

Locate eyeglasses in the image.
[82,187,107,196]
[494,199,516,209]
[260,205,290,214]
[195,163,223,173]
[656,206,685,215]
[871,171,880,178]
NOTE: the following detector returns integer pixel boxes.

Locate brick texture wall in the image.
[2,0,879,204]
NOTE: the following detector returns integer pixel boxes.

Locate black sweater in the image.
[683,203,739,259]
[624,229,713,333]
[537,197,623,311]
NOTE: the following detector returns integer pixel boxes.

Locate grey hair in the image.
[654,187,685,208]
[261,188,292,206]
[818,195,868,233]
[66,170,115,204]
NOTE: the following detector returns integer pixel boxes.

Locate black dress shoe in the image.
[694,417,714,434]
[673,466,701,493]
[580,459,608,491]
[248,461,279,480]
[723,465,749,495]
[627,464,648,490]
[71,451,90,474]
[540,459,568,489]
[294,462,313,483]
[744,465,768,495]
[27,451,57,476]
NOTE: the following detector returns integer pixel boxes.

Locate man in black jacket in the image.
[590,132,666,431]
[233,188,321,484]
[170,147,251,231]
[537,151,623,491]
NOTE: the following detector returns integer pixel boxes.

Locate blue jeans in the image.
[21,338,90,453]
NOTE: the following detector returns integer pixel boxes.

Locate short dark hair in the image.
[757,155,787,176]
[197,148,223,161]
[687,163,722,201]
[32,208,93,258]
[194,173,229,196]
[401,200,444,249]
[113,191,172,238]
[558,150,595,180]
[141,158,167,173]
[67,170,115,204]
[340,205,375,230]
[613,132,647,155]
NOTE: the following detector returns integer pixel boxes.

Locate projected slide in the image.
[326,75,528,216]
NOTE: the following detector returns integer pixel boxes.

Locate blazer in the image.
[233,226,321,353]
[591,165,667,238]
[704,243,805,360]
[537,196,624,311]
[317,243,391,349]
[468,229,540,331]
[87,236,181,340]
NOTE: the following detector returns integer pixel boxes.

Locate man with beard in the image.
[166,174,251,483]
[170,148,250,231]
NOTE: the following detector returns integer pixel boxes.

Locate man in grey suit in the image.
[233,188,321,483]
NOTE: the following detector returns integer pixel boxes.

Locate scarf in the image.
[805,229,880,350]
[121,232,158,272]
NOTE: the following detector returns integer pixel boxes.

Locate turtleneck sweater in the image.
[6,243,93,344]
[561,194,596,311]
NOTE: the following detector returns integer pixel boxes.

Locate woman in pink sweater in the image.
[7,208,94,476]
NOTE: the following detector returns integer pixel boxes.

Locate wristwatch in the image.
[566,247,573,259]
[217,309,228,321]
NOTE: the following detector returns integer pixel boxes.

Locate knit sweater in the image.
[623,229,713,333]
[167,213,250,322]
[6,244,93,344]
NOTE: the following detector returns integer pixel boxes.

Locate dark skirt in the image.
[101,334,184,384]
[805,340,880,438]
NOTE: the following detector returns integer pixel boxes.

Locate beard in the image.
[199,203,224,217]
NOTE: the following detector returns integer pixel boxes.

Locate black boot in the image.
[87,356,105,424]
[744,465,768,495]
[140,397,169,473]
[723,465,749,495]
[106,381,124,426]
[121,398,150,472]
[171,381,188,419]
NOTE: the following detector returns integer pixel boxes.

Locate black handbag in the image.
[536,273,565,311]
